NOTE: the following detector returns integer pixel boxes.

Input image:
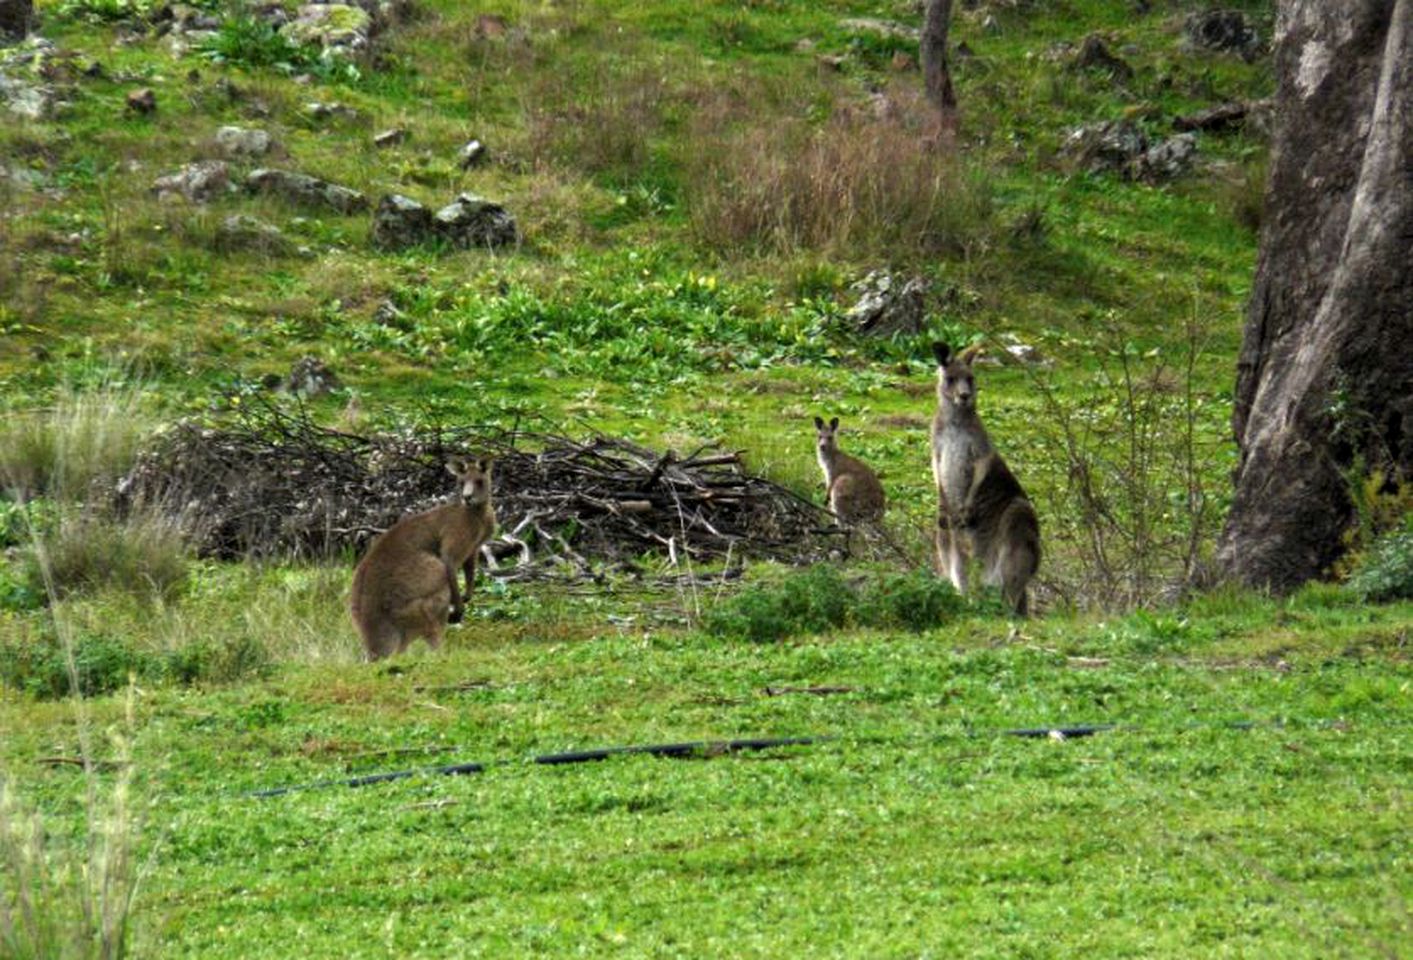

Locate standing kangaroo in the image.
[814,415,886,524]
[930,343,1040,615]
[349,457,497,661]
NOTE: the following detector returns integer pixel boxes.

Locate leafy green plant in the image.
[855,568,966,632]
[1346,515,1413,602]
[53,0,167,23]
[198,17,314,71]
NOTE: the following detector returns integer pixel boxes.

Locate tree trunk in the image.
[1217,0,1413,591]
[921,0,957,134]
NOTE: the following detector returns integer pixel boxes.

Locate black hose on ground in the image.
[244,720,1283,799]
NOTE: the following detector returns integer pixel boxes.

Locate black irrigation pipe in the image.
[243,720,1294,800]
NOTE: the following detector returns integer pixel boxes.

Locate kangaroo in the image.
[349,457,497,661]
[814,415,886,524]
[930,342,1040,615]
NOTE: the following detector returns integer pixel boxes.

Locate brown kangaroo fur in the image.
[349,457,497,661]
[930,342,1040,615]
[814,415,886,524]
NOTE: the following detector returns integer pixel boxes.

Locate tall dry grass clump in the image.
[684,87,994,260]
[0,691,145,959]
[0,384,152,505]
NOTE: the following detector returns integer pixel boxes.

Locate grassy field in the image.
[2,0,1410,956]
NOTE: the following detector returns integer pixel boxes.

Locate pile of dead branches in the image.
[116,401,843,571]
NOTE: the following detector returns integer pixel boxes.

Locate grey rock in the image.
[215,125,273,157]
[1070,34,1132,82]
[215,214,295,255]
[372,298,409,328]
[1138,133,1197,182]
[457,138,486,169]
[152,160,231,203]
[370,193,433,250]
[1061,119,1148,177]
[845,271,929,337]
[304,100,360,121]
[0,0,33,42]
[433,193,518,249]
[283,355,340,396]
[1173,101,1249,134]
[282,4,372,57]
[372,127,407,148]
[0,73,57,118]
[839,17,919,41]
[246,167,368,214]
[1183,9,1262,61]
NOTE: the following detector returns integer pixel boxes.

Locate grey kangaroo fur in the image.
[930,342,1040,615]
[814,415,886,524]
[349,457,497,661]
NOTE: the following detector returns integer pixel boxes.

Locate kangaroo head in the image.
[932,341,982,412]
[446,456,493,506]
[813,415,841,455]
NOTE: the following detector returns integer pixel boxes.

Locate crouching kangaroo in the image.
[349,457,497,661]
[930,343,1040,615]
[814,415,886,524]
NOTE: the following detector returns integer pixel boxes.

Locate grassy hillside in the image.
[2,0,1410,956]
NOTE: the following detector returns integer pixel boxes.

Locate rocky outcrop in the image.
[216,215,296,255]
[371,192,519,251]
[433,193,518,249]
[371,193,433,250]
[1061,120,1197,182]
[0,0,33,42]
[282,4,372,57]
[246,168,368,214]
[215,125,274,157]
[152,160,232,203]
[1183,9,1263,61]
[845,271,929,337]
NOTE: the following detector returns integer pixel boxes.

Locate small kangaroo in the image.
[930,342,1040,615]
[349,457,497,661]
[814,415,886,524]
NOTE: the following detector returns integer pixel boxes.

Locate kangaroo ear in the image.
[958,343,984,365]
[813,416,825,430]
[932,342,951,366]
[446,458,466,476]
[829,417,839,431]
[476,456,493,473]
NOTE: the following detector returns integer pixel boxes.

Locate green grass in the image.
[1,589,1409,957]
[5,0,1409,955]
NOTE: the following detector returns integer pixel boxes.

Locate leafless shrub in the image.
[683,85,995,260]
[1016,314,1224,609]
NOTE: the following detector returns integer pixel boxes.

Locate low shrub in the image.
[854,569,967,632]
[1346,516,1413,603]
[24,511,189,604]
[703,566,968,642]
[0,384,151,503]
[0,628,271,699]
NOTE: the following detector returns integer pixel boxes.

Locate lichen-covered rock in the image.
[1062,120,1198,183]
[0,72,56,118]
[1183,9,1262,62]
[433,193,518,249]
[1138,133,1197,182]
[845,271,928,337]
[1061,119,1148,176]
[216,214,295,255]
[246,168,368,214]
[152,160,231,203]
[371,193,433,250]
[0,0,33,42]
[457,138,486,169]
[215,125,274,157]
[1070,34,1132,82]
[283,356,340,396]
[282,4,372,57]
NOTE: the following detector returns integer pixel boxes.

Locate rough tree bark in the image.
[1217,0,1413,591]
[920,0,957,134]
